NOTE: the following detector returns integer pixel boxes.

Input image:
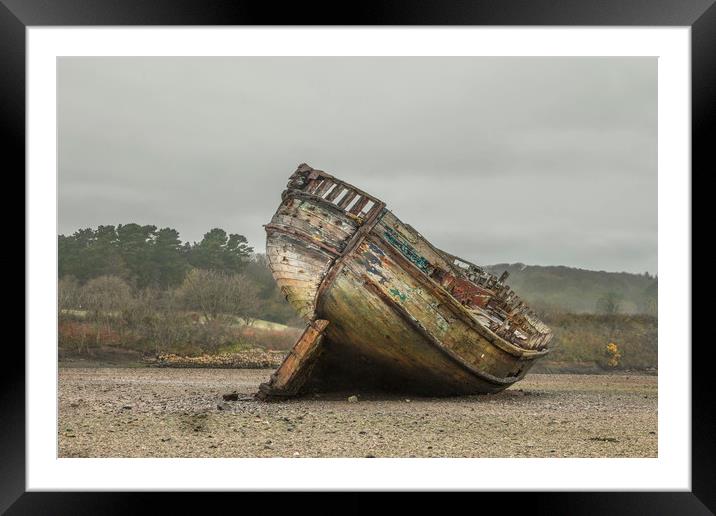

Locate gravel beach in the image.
[58,367,657,458]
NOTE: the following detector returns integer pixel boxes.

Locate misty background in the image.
[58,57,657,274]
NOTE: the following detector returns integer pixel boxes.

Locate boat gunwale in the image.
[360,230,549,359]
[279,189,368,224]
[381,218,551,350]
[292,164,384,208]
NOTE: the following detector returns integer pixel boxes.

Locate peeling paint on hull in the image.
[259,164,552,399]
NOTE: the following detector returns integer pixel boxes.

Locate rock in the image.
[348,395,359,403]
[222,392,239,401]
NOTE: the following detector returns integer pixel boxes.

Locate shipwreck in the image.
[257,164,552,399]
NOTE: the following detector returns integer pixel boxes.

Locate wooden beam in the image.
[338,190,357,209]
[325,184,344,202]
[349,196,369,215]
[256,319,330,399]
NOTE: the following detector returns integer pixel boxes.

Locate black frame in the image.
[6,1,710,513]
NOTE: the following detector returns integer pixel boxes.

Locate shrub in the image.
[543,313,656,369]
[177,269,260,322]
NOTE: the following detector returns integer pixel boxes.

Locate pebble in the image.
[58,368,658,458]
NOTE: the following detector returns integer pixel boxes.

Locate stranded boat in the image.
[257,164,552,399]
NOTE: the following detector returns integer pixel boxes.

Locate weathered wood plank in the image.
[325,184,344,202]
[314,179,334,198]
[257,319,330,399]
[349,196,370,215]
[337,190,358,209]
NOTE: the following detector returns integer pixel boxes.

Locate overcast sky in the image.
[58,57,657,274]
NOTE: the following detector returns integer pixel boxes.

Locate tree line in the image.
[58,224,302,356]
[59,224,254,288]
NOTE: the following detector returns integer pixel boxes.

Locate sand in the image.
[58,367,657,458]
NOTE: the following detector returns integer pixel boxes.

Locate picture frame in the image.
[7,0,709,512]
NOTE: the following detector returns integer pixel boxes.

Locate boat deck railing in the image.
[287,164,384,222]
[441,253,552,350]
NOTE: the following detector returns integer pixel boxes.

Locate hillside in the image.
[485,263,657,315]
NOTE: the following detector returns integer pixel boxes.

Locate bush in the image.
[543,313,657,369]
[177,269,260,322]
[82,275,133,315]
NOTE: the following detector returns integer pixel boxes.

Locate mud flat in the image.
[58,367,657,458]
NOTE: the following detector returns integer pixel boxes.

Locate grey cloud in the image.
[58,57,656,273]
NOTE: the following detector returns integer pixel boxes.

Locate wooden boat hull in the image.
[259,165,550,398]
